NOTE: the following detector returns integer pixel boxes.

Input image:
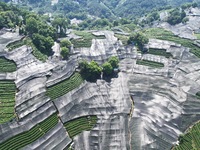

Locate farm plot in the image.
[64,116,97,138]
[0,113,58,150]
[46,73,84,100]
[0,57,16,72]
[0,80,16,124]
[148,48,173,58]
[173,121,200,150]
[136,59,164,68]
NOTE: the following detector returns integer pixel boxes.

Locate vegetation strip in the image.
[64,116,97,138]
[0,57,16,72]
[0,113,58,150]
[148,48,173,58]
[173,121,200,150]
[0,80,16,124]
[46,73,84,100]
[136,59,164,68]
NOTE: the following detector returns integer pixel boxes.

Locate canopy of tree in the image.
[167,8,187,25]
[128,32,149,51]
[79,60,102,82]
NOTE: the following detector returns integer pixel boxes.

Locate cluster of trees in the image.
[140,11,160,26]
[60,39,71,59]
[167,8,187,25]
[128,32,149,52]
[24,15,56,55]
[0,2,24,29]
[78,18,132,30]
[52,17,69,37]
[79,56,119,82]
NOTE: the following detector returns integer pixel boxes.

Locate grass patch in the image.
[144,28,200,58]
[148,48,173,58]
[0,57,16,72]
[0,80,16,124]
[0,113,58,150]
[70,31,105,48]
[114,33,129,45]
[64,116,97,138]
[173,121,200,150]
[136,59,164,68]
[46,73,84,100]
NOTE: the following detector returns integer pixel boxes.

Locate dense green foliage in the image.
[0,57,16,72]
[60,39,71,48]
[0,80,16,124]
[64,116,97,138]
[167,8,187,25]
[9,0,196,21]
[71,31,105,48]
[0,113,58,149]
[128,32,149,51]
[148,48,173,58]
[61,47,69,59]
[108,56,119,69]
[79,60,102,82]
[0,2,24,29]
[173,121,200,150]
[47,73,84,100]
[136,59,164,68]
[102,62,113,76]
[144,28,200,58]
[60,39,71,59]
[80,57,119,80]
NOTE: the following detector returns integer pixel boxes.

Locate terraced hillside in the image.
[0,113,58,150]
[46,73,84,100]
[64,116,97,138]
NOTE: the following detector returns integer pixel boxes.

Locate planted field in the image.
[136,59,164,68]
[64,116,97,138]
[71,31,105,48]
[144,28,200,58]
[46,73,84,100]
[0,80,16,124]
[0,113,58,150]
[173,121,200,150]
[148,48,173,58]
[0,57,16,72]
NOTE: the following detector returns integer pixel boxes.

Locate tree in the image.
[32,33,54,55]
[167,8,186,25]
[108,56,119,68]
[79,60,102,82]
[102,62,113,76]
[61,47,69,59]
[25,17,38,34]
[128,32,149,51]
[60,39,71,48]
